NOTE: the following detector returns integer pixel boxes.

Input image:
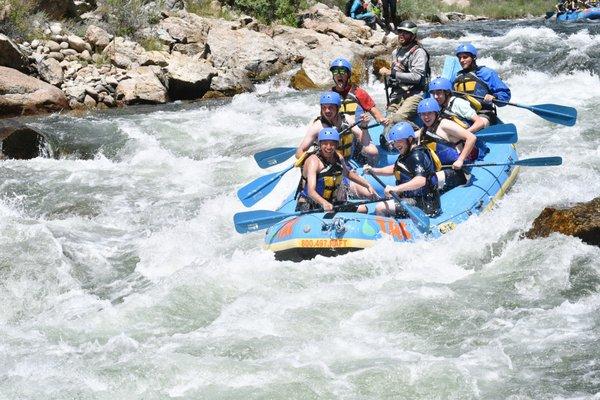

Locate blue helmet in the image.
[318,127,340,143]
[455,43,478,58]
[388,122,415,142]
[320,91,342,107]
[428,77,452,93]
[417,98,441,114]
[329,57,352,72]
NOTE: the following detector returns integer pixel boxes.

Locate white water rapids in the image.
[1,21,599,399]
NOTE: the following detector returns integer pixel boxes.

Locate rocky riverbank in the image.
[0,1,485,119]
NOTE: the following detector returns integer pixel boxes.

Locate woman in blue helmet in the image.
[296,127,376,213]
[363,122,440,217]
[428,77,487,133]
[416,98,478,193]
[453,43,511,125]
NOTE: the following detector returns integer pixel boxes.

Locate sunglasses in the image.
[331,67,348,75]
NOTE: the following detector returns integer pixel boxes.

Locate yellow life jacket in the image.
[339,97,358,115]
[317,115,354,159]
[453,68,494,113]
[424,142,442,171]
[299,152,344,202]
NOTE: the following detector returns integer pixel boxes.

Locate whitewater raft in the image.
[263,137,519,261]
[557,7,600,21]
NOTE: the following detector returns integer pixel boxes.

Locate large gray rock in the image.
[207,21,297,81]
[0,33,28,72]
[37,58,64,86]
[158,12,210,48]
[209,68,255,96]
[102,37,145,69]
[0,66,69,117]
[116,66,168,104]
[85,25,112,51]
[165,52,217,100]
[299,3,372,42]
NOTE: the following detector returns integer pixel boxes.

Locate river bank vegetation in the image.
[1,0,557,43]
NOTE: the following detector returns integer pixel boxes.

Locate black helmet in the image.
[397,20,417,36]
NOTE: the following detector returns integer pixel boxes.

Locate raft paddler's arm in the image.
[296,124,319,159]
[443,120,477,170]
[354,125,379,162]
[468,113,487,133]
[348,170,377,198]
[363,164,394,176]
[386,176,426,197]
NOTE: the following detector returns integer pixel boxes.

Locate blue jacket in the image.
[350,0,375,19]
[454,65,511,105]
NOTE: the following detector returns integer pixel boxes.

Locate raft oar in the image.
[475,123,517,144]
[366,170,430,233]
[253,121,380,169]
[453,91,577,127]
[442,156,563,169]
[237,155,305,207]
[233,198,385,234]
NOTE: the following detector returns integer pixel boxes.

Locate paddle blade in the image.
[476,123,518,143]
[237,167,290,207]
[234,210,294,233]
[515,156,562,167]
[401,201,431,233]
[254,147,296,169]
[529,104,577,126]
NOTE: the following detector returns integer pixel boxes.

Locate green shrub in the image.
[0,0,49,40]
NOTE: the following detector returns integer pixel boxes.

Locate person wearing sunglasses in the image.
[329,57,389,128]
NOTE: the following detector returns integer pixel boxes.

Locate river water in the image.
[1,19,599,399]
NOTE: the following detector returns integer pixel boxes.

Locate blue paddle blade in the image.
[528,104,577,127]
[442,55,461,81]
[476,123,518,144]
[400,201,430,233]
[254,147,296,169]
[515,156,562,167]
[234,210,296,234]
[237,165,292,207]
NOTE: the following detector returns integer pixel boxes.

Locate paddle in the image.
[475,123,517,144]
[453,91,577,127]
[233,198,385,234]
[237,152,309,207]
[253,122,381,169]
[441,156,562,169]
[366,170,430,233]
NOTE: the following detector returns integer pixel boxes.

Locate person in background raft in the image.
[428,77,487,132]
[453,43,511,126]
[363,122,440,217]
[416,98,478,193]
[296,91,378,165]
[329,58,389,127]
[378,21,431,138]
[349,0,389,32]
[296,127,376,213]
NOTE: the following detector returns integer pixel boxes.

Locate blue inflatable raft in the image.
[261,136,519,261]
[557,7,600,21]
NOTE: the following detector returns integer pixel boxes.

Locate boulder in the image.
[207,22,296,81]
[0,66,69,117]
[37,58,64,86]
[116,66,168,104]
[158,12,210,48]
[103,37,145,69]
[299,3,372,42]
[67,35,87,52]
[85,25,112,51]
[209,67,255,96]
[0,33,28,72]
[0,119,49,159]
[525,197,600,247]
[165,53,217,100]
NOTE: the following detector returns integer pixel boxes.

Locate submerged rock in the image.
[525,197,600,247]
[0,120,50,159]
